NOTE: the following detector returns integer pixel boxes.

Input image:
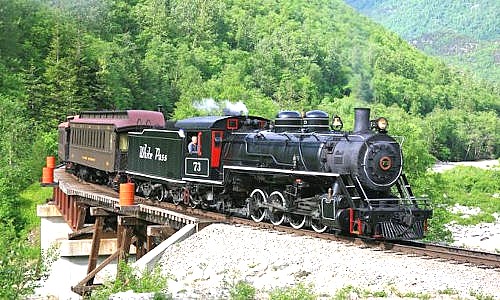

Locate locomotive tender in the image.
[59,108,432,240]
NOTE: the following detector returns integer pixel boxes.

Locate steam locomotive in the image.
[58,108,432,240]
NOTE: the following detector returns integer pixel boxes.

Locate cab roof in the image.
[175,115,269,130]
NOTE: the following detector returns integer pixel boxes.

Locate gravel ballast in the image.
[159,224,500,299]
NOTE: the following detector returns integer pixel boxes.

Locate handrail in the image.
[363,197,431,210]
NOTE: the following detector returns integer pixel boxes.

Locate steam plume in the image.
[194,98,248,116]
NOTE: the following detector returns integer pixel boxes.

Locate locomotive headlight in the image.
[332,115,343,131]
[376,117,388,132]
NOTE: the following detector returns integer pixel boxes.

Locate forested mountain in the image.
[345,0,500,84]
[0,0,498,295]
[0,0,498,186]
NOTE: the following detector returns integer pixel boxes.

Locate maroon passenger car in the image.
[58,110,165,185]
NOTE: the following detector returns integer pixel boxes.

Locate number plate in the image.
[185,158,209,177]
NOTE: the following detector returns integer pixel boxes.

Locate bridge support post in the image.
[86,207,110,285]
[117,216,134,264]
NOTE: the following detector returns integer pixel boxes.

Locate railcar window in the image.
[90,130,94,148]
[96,130,100,149]
[75,129,78,145]
[119,134,128,151]
[104,132,108,151]
[99,131,102,148]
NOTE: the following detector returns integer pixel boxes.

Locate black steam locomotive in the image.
[58,108,432,240]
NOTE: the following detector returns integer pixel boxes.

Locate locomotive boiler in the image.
[221,108,431,238]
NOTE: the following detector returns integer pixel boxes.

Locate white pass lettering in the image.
[139,144,167,161]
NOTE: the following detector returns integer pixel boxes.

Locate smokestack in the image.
[353,108,370,133]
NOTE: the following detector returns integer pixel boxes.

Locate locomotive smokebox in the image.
[354,108,370,133]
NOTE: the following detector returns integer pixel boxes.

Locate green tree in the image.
[0,220,55,299]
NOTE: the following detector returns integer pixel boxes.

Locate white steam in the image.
[194,98,248,116]
[194,98,220,113]
[223,100,248,116]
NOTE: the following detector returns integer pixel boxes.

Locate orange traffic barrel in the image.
[46,156,56,169]
[119,183,135,206]
[42,167,54,184]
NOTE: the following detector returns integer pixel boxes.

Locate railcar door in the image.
[58,125,70,162]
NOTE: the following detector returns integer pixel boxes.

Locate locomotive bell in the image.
[354,108,371,133]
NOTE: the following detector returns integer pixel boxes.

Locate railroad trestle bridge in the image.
[38,168,211,297]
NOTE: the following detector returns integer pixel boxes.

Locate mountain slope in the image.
[345,0,500,84]
[0,0,498,165]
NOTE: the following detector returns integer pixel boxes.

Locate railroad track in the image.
[56,174,500,269]
[137,198,500,269]
[379,240,500,269]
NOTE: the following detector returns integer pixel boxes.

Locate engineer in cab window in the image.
[188,135,198,154]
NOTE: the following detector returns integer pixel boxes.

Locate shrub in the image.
[229,280,256,300]
[89,261,170,300]
[0,221,57,299]
[269,283,316,300]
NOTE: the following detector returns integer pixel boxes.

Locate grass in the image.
[89,261,170,300]
[19,183,53,230]
[229,280,256,300]
[333,285,393,299]
[224,273,316,300]
[470,290,495,300]
[414,166,500,242]
[268,283,316,300]
[228,282,495,300]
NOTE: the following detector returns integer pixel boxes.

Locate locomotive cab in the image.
[126,114,269,204]
[175,115,269,183]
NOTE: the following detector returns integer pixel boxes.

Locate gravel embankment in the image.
[159,224,500,299]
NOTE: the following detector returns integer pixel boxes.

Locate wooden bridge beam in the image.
[86,207,112,285]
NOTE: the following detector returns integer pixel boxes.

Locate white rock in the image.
[109,290,156,300]
[446,214,500,253]
[159,224,500,299]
